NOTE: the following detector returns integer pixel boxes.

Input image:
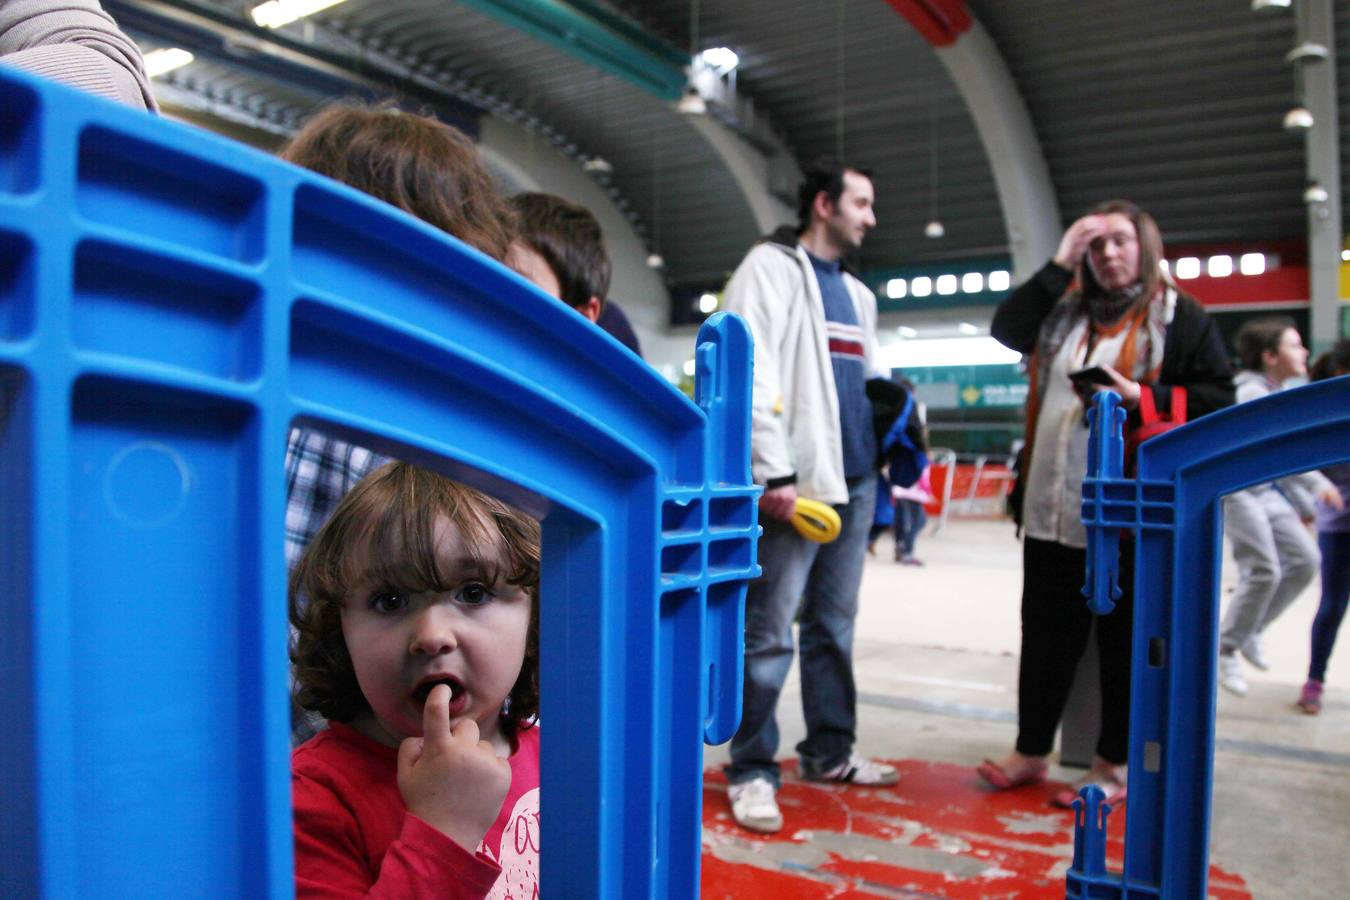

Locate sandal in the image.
[977,757,1048,790]
[1052,767,1127,809]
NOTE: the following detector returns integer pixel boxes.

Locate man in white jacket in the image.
[721,159,897,834]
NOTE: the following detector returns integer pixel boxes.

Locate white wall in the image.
[478,118,695,378]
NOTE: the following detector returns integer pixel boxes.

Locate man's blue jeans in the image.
[725,473,876,788]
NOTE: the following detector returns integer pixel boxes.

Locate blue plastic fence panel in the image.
[1073,376,1350,899]
[0,66,760,899]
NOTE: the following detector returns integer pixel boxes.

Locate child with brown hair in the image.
[290,461,541,898]
[282,102,518,576]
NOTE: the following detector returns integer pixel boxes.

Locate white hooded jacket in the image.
[722,233,884,506]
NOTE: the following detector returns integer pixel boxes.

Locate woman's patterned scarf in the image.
[1023,280,1170,460]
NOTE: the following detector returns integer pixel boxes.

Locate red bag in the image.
[1125,386,1186,476]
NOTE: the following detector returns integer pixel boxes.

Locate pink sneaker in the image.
[1297,680,1323,715]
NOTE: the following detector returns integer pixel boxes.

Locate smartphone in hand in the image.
[1068,366,1114,387]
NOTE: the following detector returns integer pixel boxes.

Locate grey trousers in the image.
[1220,488,1319,654]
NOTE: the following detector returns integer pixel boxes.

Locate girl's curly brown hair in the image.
[290,462,541,730]
[280,101,516,262]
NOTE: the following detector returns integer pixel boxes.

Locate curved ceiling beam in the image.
[459,1,797,246]
[885,0,1061,279]
[683,113,796,237]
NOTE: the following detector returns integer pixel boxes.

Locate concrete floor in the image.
[702,516,1350,898]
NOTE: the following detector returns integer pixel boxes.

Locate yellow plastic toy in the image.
[791,497,841,544]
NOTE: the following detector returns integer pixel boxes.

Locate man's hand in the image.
[398,684,512,851]
[1319,484,1346,512]
[760,484,798,522]
[1053,215,1108,270]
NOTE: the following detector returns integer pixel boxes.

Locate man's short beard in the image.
[827,218,861,252]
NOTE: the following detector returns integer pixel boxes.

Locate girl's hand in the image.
[398,684,512,851]
[1053,215,1108,270]
[1319,484,1346,512]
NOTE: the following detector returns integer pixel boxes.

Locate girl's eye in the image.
[368,591,407,613]
[457,582,494,606]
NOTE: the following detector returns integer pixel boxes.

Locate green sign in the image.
[960,382,1028,408]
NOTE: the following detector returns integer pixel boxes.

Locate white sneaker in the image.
[1240,634,1271,671]
[728,776,783,833]
[1219,653,1248,697]
[802,752,900,786]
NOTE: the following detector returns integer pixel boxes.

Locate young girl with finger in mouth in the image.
[289,461,540,898]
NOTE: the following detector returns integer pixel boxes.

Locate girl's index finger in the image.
[421,683,454,744]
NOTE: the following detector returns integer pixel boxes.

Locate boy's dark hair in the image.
[795,157,873,232]
[1235,315,1298,372]
[281,102,516,262]
[1310,338,1350,382]
[508,192,611,310]
[290,462,541,729]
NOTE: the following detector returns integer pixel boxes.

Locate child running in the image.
[290,461,540,898]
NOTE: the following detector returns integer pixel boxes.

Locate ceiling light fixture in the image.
[697,293,719,314]
[143,47,194,78]
[1303,182,1329,204]
[1283,107,1315,131]
[676,86,707,115]
[646,253,666,269]
[1250,0,1291,11]
[1175,257,1201,279]
[924,93,944,240]
[699,46,739,73]
[582,157,613,175]
[1285,42,1330,64]
[251,0,348,29]
[678,0,707,115]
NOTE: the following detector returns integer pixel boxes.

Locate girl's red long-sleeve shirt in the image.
[292,720,540,899]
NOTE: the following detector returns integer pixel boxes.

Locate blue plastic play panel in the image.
[1073,378,1350,899]
[0,66,759,898]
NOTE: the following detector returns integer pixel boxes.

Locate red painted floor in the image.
[701,760,1250,899]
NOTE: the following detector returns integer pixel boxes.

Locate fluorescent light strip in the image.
[880,336,1022,369]
[144,47,194,78]
[251,0,348,29]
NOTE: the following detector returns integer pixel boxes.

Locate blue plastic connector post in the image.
[1066,785,1122,898]
[1071,784,1112,878]
[1081,390,1127,615]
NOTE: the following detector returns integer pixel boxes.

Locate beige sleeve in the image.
[0,0,157,111]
